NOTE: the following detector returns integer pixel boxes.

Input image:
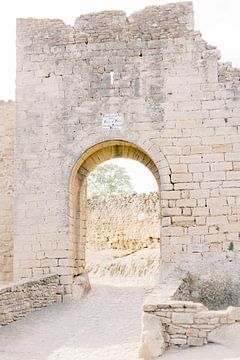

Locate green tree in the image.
[87,163,134,199]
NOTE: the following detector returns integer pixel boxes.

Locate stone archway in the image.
[69,140,162,283]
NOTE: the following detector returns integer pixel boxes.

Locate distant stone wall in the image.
[0,101,15,281]
[0,274,59,326]
[86,192,160,251]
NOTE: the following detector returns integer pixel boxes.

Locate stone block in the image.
[186,328,198,337]
[188,337,204,346]
[171,337,187,345]
[139,313,165,359]
[172,312,193,324]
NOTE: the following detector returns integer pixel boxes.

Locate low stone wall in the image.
[140,280,240,358]
[87,192,160,251]
[0,274,59,326]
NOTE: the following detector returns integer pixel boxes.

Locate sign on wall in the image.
[102,113,123,130]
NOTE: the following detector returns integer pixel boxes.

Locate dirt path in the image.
[0,279,240,360]
[0,281,148,360]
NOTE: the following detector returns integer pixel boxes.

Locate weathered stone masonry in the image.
[87,192,160,251]
[0,1,239,294]
[0,101,15,281]
[140,280,240,357]
[0,274,59,325]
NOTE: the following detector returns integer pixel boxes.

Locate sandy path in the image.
[0,279,240,360]
[0,281,148,360]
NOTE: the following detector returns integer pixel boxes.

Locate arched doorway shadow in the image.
[69,140,162,291]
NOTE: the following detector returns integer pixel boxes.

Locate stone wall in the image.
[0,101,15,281]
[87,192,160,251]
[0,274,59,326]
[144,299,240,350]
[140,280,240,357]
[10,1,240,291]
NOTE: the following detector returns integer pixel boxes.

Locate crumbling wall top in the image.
[17,1,194,45]
[128,2,194,30]
[218,62,240,89]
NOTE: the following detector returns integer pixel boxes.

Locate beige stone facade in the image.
[0,1,239,294]
[0,101,15,281]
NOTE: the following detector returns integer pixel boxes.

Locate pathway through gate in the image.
[0,279,239,360]
[0,280,148,360]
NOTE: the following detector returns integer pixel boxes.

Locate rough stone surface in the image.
[0,101,15,282]
[0,1,239,294]
[87,192,160,251]
[0,274,59,325]
[141,279,240,355]
[139,312,165,359]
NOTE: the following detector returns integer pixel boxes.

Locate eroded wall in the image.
[87,192,160,251]
[14,2,240,290]
[0,101,15,281]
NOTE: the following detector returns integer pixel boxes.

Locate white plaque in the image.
[102,113,123,130]
[138,212,145,221]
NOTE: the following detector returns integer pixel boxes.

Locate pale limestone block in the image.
[172,312,193,324]
[193,173,203,182]
[176,199,197,208]
[161,191,180,200]
[171,337,187,345]
[187,337,204,346]
[186,328,198,337]
[188,163,209,172]
[187,226,208,235]
[190,190,210,199]
[179,155,202,164]
[171,173,193,183]
[170,164,187,173]
[206,216,228,226]
[204,171,226,181]
[139,313,165,359]
[174,183,200,190]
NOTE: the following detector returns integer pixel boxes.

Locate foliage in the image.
[87,163,133,199]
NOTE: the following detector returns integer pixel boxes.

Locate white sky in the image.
[1,0,239,193]
[108,159,158,193]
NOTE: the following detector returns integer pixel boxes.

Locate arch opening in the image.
[69,140,162,286]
